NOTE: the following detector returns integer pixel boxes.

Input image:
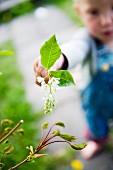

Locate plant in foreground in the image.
[0,50,14,76]
[8,121,87,170]
[0,36,87,169]
[0,119,24,169]
[37,34,75,115]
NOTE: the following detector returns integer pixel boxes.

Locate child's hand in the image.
[34,57,48,86]
[34,55,65,86]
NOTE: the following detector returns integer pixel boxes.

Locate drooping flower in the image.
[37,76,60,114]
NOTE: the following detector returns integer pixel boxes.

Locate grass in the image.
[0,41,42,169]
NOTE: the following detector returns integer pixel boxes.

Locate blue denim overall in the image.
[81,42,113,139]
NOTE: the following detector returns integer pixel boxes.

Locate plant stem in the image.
[0,120,24,144]
[36,134,55,153]
[8,158,28,170]
[36,139,71,154]
[44,140,71,147]
[43,124,54,143]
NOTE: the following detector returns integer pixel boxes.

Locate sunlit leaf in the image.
[71,143,87,150]
[16,128,24,135]
[54,122,65,128]
[3,139,9,144]
[4,127,12,133]
[59,134,76,142]
[52,130,61,136]
[30,146,34,153]
[1,119,14,126]
[50,70,75,86]
[0,50,14,56]
[42,122,49,130]
[3,146,14,154]
[40,35,61,69]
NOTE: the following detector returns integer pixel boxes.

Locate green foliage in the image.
[54,122,65,128]
[40,34,75,87]
[0,0,83,27]
[71,143,87,150]
[3,146,14,155]
[0,36,86,169]
[1,119,13,126]
[0,41,42,169]
[50,70,75,86]
[39,35,75,115]
[42,122,49,130]
[0,41,77,170]
[40,35,61,70]
[59,134,76,142]
[0,1,35,24]
[0,50,14,57]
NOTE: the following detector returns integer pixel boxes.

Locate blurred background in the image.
[0,0,86,170]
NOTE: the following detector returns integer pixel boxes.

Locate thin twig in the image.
[43,140,71,148]
[8,158,28,170]
[42,124,54,144]
[35,139,70,154]
[0,120,24,144]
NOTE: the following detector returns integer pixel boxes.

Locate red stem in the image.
[42,124,55,144]
[35,139,71,154]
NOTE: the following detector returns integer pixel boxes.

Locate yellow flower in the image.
[71,159,84,170]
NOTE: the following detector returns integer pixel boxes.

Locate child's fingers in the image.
[33,58,49,85]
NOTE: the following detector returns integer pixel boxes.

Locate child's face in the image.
[75,0,113,44]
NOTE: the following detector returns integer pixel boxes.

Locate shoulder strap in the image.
[82,48,94,76]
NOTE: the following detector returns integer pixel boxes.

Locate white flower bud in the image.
[37,76,44,83]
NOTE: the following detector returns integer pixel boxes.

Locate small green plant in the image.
[0,119,24,169]
[8,121,86,170]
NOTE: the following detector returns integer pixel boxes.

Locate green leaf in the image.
[4,127,12,133]
[52,130,61,136]
[54,122,65,128]
[3,146,14,154]
[71,143,87,150]
[59,134,76,142]
[1,119,14,126]
[50,70,75,86]
[0,50,14,56]
[41,122,49,130]
[3,139,9,144]
[0,163,4,168]
[40,35,61,70]
[16,128,24,135]
[30,146,34,153]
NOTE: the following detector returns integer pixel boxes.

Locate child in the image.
[34,0,113,159]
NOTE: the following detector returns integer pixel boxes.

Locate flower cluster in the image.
[37,76,60,114]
